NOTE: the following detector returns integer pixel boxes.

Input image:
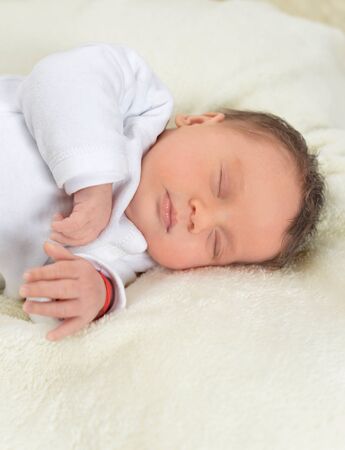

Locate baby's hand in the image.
[20,241,107,341]
[50,183,113,246]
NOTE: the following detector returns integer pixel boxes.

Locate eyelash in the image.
[213,231,220,259]
[213,167,223,258]
[217,166,223,197]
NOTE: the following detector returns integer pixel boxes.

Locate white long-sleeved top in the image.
[0,43,173,316]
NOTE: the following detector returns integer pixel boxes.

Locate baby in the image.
[0,43,325,341]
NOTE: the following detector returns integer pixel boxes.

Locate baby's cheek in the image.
[147,234,201,270]
[146,236,177,268]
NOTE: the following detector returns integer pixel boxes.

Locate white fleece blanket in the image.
[1,1,345,449]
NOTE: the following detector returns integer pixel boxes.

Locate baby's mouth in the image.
[159,190,177,233]
[169,194,177,229]
[160,190,171,232]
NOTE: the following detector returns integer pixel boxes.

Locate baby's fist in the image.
[50,183,113,246]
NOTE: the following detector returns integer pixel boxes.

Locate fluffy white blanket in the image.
[1,1,345,449]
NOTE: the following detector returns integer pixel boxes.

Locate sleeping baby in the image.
[0,43,325,341]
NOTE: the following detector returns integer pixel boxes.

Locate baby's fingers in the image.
[23,260,79,282]
[46,316,88,341]
[51,216,90,234]
[49,231,95,247]
[51,207,90,234]
[52,213,64,222]
[20,279,79,299]
[51,220,92,241]
[24,298,79,319]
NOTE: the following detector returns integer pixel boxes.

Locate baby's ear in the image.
[175,114,204,127]
[175,112,224,127]
[200,111,225,123]
[175,114,190,127]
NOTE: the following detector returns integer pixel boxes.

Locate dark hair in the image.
[217,108,326,271]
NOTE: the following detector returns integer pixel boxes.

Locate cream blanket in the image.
[1,1,345,449]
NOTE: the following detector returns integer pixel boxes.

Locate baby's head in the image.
[124,109,326,271]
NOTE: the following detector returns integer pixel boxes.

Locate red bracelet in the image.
[95,272,114,320]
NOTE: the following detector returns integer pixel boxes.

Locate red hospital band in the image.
[95,271,115,320]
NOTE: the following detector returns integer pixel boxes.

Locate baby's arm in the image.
[16,44,130,193]
[21,241,116,341]
[15,43,173,245]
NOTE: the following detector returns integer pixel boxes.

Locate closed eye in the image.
[214,165,223,259]
[217,165,223,197]
[213,230,220,259]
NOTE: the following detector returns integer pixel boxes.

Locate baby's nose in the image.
[188,198,225,233]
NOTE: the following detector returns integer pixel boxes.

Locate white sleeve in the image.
[15,43,173,195]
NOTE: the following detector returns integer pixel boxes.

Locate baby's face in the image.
[124,112,302,270]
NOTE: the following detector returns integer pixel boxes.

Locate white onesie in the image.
[0,43,174,319]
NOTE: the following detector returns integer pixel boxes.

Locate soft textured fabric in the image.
[0,43,173,319]
[264,0,345,33]
[0,1,345,449]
